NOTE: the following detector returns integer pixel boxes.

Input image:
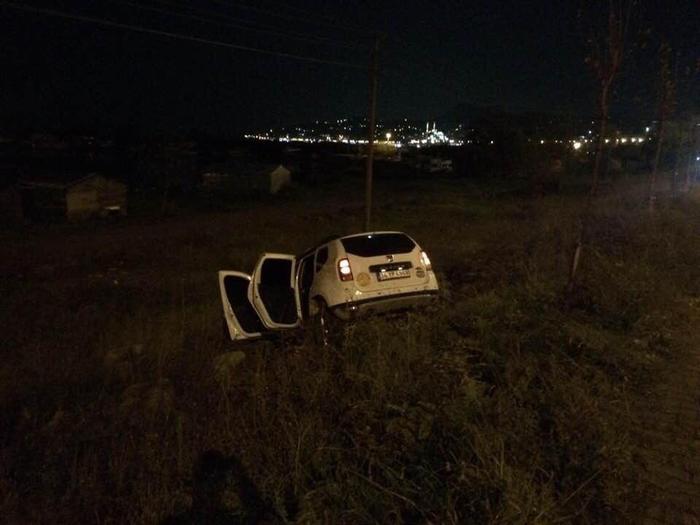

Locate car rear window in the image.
[341,233,416,257]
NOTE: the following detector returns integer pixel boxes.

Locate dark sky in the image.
[0,1,697,136]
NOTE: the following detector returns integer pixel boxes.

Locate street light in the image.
[385,132,392,141]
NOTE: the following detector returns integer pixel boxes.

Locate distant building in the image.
[428,158,453,174]
[410,154,453,174]
[268,164,292,193]
[200,163,291,194]
[18,173,127,221]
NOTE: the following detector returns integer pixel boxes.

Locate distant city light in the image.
[245,119,649,150]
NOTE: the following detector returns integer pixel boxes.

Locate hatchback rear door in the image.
[341,233,429,290]
[249,253,301,329]
[218,271,266,340]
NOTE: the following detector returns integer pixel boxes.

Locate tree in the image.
[567,0,635,294]
[647,41,676,211]
[680,60,700,194]
[683,115,700,192]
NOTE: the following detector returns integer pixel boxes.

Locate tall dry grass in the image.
[1,177,699,523]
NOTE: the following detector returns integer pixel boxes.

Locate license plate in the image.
[377,269,411,281]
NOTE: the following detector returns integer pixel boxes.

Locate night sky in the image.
[1,1,697,136]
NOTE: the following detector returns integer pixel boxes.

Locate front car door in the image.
[249,253,301,329]
[218,271,266,340]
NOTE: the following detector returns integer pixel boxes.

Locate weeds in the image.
[1,178,699,522]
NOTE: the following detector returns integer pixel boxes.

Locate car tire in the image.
[312,299,334,348]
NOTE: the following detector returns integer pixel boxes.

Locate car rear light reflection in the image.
[338,258,354,281]
[420,251,432,272]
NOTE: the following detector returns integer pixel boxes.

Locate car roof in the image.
[340,231,406,240]
[297,231,410,259]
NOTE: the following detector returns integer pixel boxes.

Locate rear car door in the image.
[218,271,266,340]
[249,253,301,329]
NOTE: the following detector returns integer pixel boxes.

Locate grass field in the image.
[2,172,699,523]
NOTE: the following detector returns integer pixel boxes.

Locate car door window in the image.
[315,246,328,273]
[219,271,265,340]
[222,273,265,335]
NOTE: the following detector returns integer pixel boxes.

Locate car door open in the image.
[218,271,267,340]
[249,253,301,329]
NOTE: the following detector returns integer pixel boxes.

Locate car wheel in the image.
[312,299,334,348]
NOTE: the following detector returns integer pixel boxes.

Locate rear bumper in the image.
[330,290,439,320]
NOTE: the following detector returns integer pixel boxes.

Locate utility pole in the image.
[364,35,379,232]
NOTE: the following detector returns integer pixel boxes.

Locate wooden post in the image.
[364,35,379,232]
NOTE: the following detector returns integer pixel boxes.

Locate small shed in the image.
[268,164,291,193]
[19,173,127,221]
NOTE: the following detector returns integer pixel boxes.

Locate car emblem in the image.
[357,272,371,286]
[386,255,394,262]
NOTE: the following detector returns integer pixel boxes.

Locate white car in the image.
[218,231,439,341]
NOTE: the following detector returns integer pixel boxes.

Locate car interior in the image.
[257,258,298,325]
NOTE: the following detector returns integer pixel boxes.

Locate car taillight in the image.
[420,251,432,272]
[337,258,354,281]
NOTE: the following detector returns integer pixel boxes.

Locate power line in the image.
[115,0,368,51]
[206,0,374,36]
[245,0,351,26]
[0,1,366,69]
[64,0,530,111]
